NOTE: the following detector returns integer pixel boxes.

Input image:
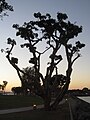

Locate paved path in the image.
[0,104,44,115]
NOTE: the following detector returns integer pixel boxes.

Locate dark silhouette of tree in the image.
[0,0,13,19]
[2,80,8,90]
[11,86,23,95]
[2,12,85,110]
[11,87,16,95]
[82,87,88,91]
[21,67,35,94]
[0,81,8,93]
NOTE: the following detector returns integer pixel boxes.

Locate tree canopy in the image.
[0,0,13,19]
[2,12,85,110]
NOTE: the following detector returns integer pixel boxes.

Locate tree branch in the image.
[71,54,81,65]
[65,45,70,63]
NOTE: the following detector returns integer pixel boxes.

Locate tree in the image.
[0,81,8,92]
[2,12,85,110]
[2,81,8,90]
[11,67,36,95]
[11,86,23,95]
[82,87,88,91]
[21,67,36,94]
[0,0,13,19]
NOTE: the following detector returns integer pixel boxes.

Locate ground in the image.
[0,101,70,120]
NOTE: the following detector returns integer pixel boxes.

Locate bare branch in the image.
[71,54,81,65]
[65,45,70,63]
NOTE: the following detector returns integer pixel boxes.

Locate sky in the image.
[0,0,90,92]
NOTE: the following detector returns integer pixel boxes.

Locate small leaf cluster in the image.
[0,0,13,18]
[11,57,18,64]
[7,38,16,45]
[67,41,85,55]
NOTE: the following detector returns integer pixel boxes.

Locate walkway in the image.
[0,104,44,115]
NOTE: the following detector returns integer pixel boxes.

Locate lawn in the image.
[0,102,70,120]
[0,95,43,110]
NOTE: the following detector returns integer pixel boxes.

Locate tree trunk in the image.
[44,97,51,110]
[50,79,70,110]
[44,89,51,110]
[50,68,72,110]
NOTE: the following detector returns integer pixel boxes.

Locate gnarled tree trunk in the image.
[50,68,72,110]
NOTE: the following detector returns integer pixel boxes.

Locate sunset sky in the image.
[0,0,90,92]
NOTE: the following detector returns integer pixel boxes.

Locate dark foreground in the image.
[0,95,90,120]
[0,101,70,120]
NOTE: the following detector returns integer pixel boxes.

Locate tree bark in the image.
[44,95,51,110]
[50,79,70,110]
[50,68,72,110]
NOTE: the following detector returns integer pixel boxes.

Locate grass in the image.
[0,102,70,120]
[0,95,43,110]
